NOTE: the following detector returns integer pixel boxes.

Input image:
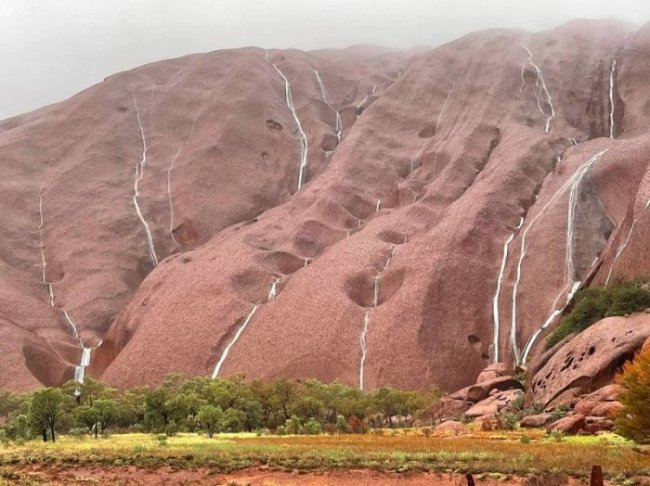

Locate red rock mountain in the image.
[2,20,650,392]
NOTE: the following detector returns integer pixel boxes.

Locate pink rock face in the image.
[465,389,522,418]
[530,315,650,406]
[584,416,615,434]
[476,362,513,383]
[520,413,553,428]
[547,414,586,435]
[3,20,650,392]
[433,420,466,435]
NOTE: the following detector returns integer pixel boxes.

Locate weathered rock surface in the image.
[466,377,524,403]
[520,413,554,428]
[465,389,523,418]
[433,420,467,435]
[573,385,624,417]
[547,414,586,435]
[584,416,615,434]
[529,315,650,406]
[476,362,513,383]
[3,20,650,392]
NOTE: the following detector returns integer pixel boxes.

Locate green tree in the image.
[271,380,297,423]
[370,388,406,427]
[197,405,224,438]
[144,374,184,432]
[28,388,65,442]
[0,390,21,422]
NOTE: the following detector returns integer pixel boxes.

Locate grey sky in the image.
[1,0,649,119]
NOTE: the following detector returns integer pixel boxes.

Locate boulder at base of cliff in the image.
[434,420,467,435]
[520,413,554,428]
[476,362,514,383]
[574,384,625,418]
[465,389,523,419]
[584,416,615,434]
[529,314,650,407]
[547,414,586,435]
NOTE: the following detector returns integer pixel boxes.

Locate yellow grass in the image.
[0,430,648,480]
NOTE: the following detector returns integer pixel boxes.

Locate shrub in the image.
[616,346,650,443]
[546,282,650,349]
[501,411,519,431]
[303,417,322,435]
[550,430,564,443]
[333,415,348,433]
[285,415,302,435]
[165,420,178,437]
[68,427,88,438]
[520,434,531,444]
[347,415,364,434]
[550,404,569,422]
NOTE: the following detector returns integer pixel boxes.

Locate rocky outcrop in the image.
[465,389,523,418]
[573,385,624,418]
[476,363,514,383]
[433,420,467,435]
[4,19,650,392]
[529,315,650,406]
[584,416,615,434]
[547,414,586,435]
[453,375,523,403]
[520,413,554,428]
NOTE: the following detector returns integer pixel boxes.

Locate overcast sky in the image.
[1,0,649,119]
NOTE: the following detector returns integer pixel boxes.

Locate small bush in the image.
[520,434,531,444]
[347,415,364,434]
[335,415,349,433]
[303,418,322,435]
[165,420,178,437]
[550,430,564,443]
[285,415,302,435]
[67,427,88,438]
[550,404,570,422]
[546,282,650,349]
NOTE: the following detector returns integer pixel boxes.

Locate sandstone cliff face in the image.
[2,20,650,392]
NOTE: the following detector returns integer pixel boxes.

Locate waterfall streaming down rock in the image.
[74,347,92,384]
[492,217,524,363]
[212,305,259,379]
[273,65,309,190]
[609,59,617,139]
[38,186,91,384]
[521,43,555,133]
[359,312,370,390]
[314,70,343,144]
[373,274,380,307]
[268,277,282,301]
[132,95,159,266]
[519,149,608,364]
[605,220,637,286]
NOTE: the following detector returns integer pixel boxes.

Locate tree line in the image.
[0,375,441,442]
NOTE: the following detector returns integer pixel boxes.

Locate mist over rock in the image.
[2,19,650,393]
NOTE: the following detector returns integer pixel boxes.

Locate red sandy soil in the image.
[4,465,627,485]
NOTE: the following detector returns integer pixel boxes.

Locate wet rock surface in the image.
[3,20,650,393]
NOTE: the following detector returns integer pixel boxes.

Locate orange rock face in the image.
[3,20,650,392]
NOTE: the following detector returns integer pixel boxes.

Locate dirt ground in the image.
[3,465,635,485]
